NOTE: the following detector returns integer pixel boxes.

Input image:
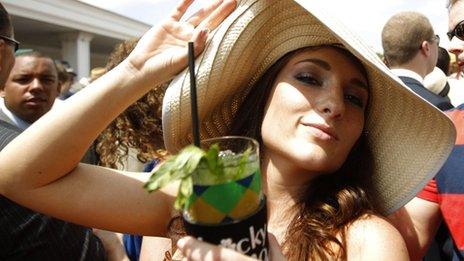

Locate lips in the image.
[25,97,47,106]
[303,123,339,141]
[458,61,464,68]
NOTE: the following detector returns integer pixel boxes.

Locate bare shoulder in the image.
[345,214,409,260]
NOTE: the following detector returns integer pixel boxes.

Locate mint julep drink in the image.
[145,136,269,260]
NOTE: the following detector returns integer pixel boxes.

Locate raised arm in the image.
[0,0,236,235]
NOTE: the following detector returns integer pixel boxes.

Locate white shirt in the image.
[0,98,30,130]
[447,75,464,107]
[390,68,424,84]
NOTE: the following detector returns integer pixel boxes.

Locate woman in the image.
[0,0,455,260]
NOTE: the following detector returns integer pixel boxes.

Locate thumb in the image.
[190,28,210,57]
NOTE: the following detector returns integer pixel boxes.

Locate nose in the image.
[29,78,45,92]
[315,84,345,120]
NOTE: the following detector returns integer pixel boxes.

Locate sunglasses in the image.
[447,20,464,41]
[0,35,20,52]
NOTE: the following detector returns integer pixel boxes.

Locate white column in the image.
[60,32,94,80]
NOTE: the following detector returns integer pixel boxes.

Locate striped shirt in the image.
[0,120,106,260]
[418,104,464,259]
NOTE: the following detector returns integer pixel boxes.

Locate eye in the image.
[344,94,364,108]
[295,72,321,86]
[14,77,31,84]
[41,78,56,85]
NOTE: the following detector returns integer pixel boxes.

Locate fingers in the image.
[188,0,236,52]
[170,0,195,21]
[177,236,219,261]
[196,0,237,32]
[187,0,224,27]
[177,236,255,261]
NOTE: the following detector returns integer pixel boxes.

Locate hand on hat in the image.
[126,0,236,88]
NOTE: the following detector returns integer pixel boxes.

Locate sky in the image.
[78,0,451,53]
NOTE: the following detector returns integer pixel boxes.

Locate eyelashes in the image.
[344,94,364,108]
[294,72,365,109]
[295,72,321,86]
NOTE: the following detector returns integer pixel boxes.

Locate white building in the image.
[3,0,151,79]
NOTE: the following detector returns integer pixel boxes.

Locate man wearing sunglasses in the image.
[382,11,454,111]
[448,0,464,75]
[390,1,464,260]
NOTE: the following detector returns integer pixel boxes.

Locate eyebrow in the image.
[296,58,369,91]
[350,79,369,91]
[297,58,331,70]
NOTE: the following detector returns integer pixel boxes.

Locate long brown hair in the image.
[231,46,375,259]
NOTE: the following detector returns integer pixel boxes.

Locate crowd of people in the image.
[0,0,463,260]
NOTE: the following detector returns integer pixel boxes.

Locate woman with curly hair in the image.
[96,39,167,170]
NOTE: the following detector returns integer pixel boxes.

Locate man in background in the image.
[56,60,77,99]
[1,51,60,128]
[390,1,464,260]
[382,11,453,111]
[0,53,107,260]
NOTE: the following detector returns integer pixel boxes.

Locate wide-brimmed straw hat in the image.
[163,0,456,214]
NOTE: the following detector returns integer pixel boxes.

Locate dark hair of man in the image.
[15,51,58,74]
[15,50,44,58]
[437,47,451,75]
[0,3,12,37]
[382,12,435,66]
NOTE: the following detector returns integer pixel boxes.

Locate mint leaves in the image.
[144,145,204,209]
[144,143,255,210]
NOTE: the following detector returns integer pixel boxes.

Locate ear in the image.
[0,89,6,98]
[420,41,431,56]
[56,82,62,94]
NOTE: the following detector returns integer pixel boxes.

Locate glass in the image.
[182,136,269,260]
[447,20,464,41]
[0,35,19,52]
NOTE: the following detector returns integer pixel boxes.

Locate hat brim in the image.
[163,0,456,214]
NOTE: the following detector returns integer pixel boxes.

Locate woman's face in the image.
[261,47,369,177]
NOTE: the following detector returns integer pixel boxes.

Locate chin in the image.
[290,145,345,174]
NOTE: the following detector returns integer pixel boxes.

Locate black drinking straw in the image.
[188,42,201,147]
